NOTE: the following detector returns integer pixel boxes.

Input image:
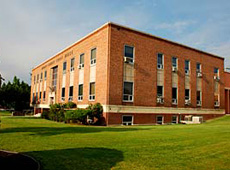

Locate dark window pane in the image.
[62,88,65,97]
[91,48,96,59]
[172,88,177,99]
[69,86,73,96]
[214,68,219,74]
[172,57,177,67]
[185,89,190,99]
[90,82,95,95]
[123,116,132,122]
[197,91,201,101]
[157,86,163,97]
[78,84,83,96]
[80,54,84,64]
[157,54,163,64]
[125,46,134,58]
[185,60,189,70]
[124,82,133,95]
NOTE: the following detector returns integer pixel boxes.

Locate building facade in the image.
[31,22,229,125]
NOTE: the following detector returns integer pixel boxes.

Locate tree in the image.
[0,76,30,111]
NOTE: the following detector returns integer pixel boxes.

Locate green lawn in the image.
[0,115,230,170]
[0,110,12,116]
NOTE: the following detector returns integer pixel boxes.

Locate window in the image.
[157,86,163,97]
[36,92,38,101]
[196,63,201,72]
[37,74,39,83]
[124,45,134,63]
[78,84,83,101]
[63,62,67,74]
[40,72,43,82]
[156,115,164,124]
[43,91,46,101]
[123,82,133,102]
[91,48,96,65]
[70,58,75,71]
[89,82,95,100]
[61,87,65,101]
[52,66,58,91]
[185,60,190,75]
[185,89,190,100]
[214,68,219,74]
[172,115,178,124]
[39,92,42,101]
[79,54,84,68]
[157,53,163,69]
[172,87,177,104]
[34,76,36,84]
[69,86,73,101]
[44,71,47,80]
[197,91,201,106]
[122,115,133,125]
[172,57,177,68]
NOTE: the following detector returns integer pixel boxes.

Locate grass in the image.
[0,114,230,170]
[0,111,12,116]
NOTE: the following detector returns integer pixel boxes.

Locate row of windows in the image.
[122,115,178,125]
[33,91,46,102]
[63,48,96,73]
[34,48,96,84]
[61,82,95,102]
[122,81,219,107]
[124,45,220,76]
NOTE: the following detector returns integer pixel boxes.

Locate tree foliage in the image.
[0,76,30,111]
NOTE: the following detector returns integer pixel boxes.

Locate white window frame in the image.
[196,63,202,73]
[171,115,178,124]
[70,57,75,72]
[122,115,134,125]
[78,53,85,69]
[172,57,178,68]
[123,81,134,102]
[78,84,83,101]
[90,48,97,66]
[124,45,135,63]
[185,60,190,75]
[89,82,95,101]
[63,61,67,74]
[172,87,178,105]
[156,115,164,124]
[157,53,164,70]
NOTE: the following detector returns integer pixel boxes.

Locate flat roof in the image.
[33,22,224,71]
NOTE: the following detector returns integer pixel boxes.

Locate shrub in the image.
[49,103,65,122]
[41,110,50,120]
[65,109,91,124]
[66,102,77,109]
[87,103,103,124]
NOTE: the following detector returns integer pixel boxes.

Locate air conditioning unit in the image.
[124,57,133,63]
[185,70,189,75]
[78,96,83,101]
[197,100,202,106]
[185,99,191,105]
[78,64,84,69]
[172,99,177,105]
[157,64,163,69]
[197,72,202,78]
[214,76,220,81]
[157,97,164,104]
[172,66,177,72]
[214,101,220,107]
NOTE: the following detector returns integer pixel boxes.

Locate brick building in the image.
[31,22,230,125]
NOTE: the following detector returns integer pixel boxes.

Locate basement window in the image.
[156,115,164,124]
[122,115,133,125]
[172,115,178,124]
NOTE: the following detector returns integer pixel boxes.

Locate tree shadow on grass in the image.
[25,147,123,170]
[0,126,149,136]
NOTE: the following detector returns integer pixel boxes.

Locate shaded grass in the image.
[0,115,230,170]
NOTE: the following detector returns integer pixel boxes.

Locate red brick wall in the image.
[31,25,109,106]
[108,23,225,109]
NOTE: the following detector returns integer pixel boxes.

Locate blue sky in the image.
[0,0,230,84]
